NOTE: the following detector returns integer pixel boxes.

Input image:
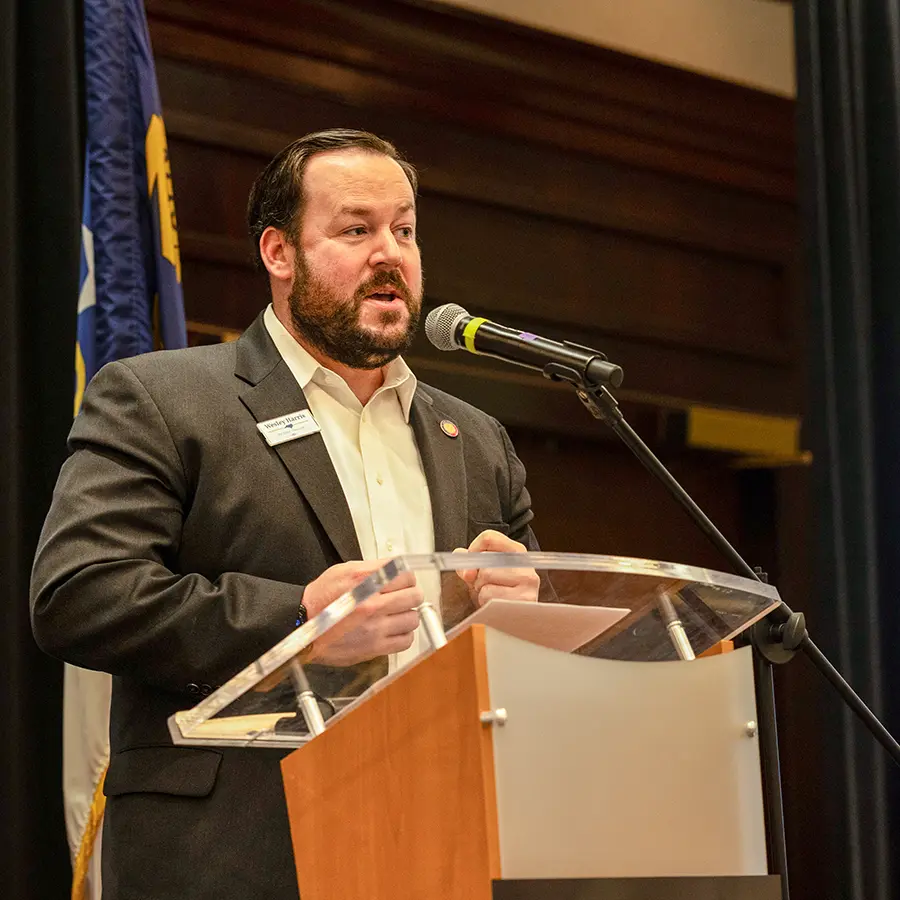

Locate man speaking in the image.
[31,129,539,899]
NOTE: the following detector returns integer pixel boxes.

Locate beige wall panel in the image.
[439,0,795,96]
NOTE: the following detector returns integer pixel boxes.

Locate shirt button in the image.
[386,541,394,552]
[376,474,384,485]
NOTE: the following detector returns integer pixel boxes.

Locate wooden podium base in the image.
[282,626,771,900]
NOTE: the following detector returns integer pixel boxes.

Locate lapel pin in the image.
[440,419,460,438]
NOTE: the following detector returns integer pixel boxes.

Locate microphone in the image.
[424,303,623,389]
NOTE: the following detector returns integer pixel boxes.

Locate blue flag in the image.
[75,0,187,415]
[68,4,187,896]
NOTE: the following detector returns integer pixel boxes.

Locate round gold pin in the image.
[440,419,459,438]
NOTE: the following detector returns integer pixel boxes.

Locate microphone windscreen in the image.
[425,303,469,351]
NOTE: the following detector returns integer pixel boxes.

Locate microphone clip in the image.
[543,342,623,391]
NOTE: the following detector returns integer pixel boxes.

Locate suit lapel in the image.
[410,388,468,552]
[235,315,361,562]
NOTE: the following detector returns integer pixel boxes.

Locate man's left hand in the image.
[454,529,539,607]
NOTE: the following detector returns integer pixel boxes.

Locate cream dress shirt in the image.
[264,305,436,672]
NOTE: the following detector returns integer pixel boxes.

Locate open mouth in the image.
[365,289,403,304]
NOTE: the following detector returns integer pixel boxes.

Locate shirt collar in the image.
[263,304,418,422]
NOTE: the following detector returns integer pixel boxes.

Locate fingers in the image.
[453,547,477,585]
[471,567,535,592]
[311,599,419,666]
[306,562,419,619]
[455,529,528,584]
[377,569,417,593]
[303,560,386,616]
[382,609,420,638]
[381,631,416,654]
[455,529,536,605]
[369,583,423,615]
[467,529,527,554]
[471,576,540,606]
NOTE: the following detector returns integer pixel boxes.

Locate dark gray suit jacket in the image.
[31,312,537,900]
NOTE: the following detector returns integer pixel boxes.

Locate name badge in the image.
[256,409,321,446]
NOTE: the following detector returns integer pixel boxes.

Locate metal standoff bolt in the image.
[417,602,447,651]
[656,588,696,661]
[480,708,509,726]
[289,660,326,737]
[297,691,327,737]
[745,720,758,738]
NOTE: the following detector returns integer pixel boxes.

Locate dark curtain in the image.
[794,3,900,899]
[0,0,81,897]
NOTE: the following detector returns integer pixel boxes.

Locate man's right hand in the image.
[301,561,422,667]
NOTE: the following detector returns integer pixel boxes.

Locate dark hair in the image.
[246,128,419,270]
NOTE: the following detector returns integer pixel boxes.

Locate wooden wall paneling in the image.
[509,428,743,568]
[180,257,266,331]
[417,193,791,358]
[159,58,796,260]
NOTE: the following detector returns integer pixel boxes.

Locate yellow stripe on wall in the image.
[687,406,800,457]
[186,320,242,343]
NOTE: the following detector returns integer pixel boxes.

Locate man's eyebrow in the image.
[335,206,372,218]
[335,201,416,217]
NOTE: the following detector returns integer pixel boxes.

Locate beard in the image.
[287,253,422,370]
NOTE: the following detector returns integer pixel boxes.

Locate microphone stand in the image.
[551,366,900,900]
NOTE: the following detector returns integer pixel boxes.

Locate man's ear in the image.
[259,227,296,283]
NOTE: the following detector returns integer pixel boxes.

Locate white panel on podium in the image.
[484,632,767,878]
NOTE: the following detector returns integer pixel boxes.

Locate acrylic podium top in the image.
[168,552,781,749]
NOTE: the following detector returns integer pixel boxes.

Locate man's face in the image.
[286,149,423,370]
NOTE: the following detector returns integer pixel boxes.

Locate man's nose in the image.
[370,230,402,268]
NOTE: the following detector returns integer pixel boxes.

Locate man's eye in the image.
[396,226,415,239]
[344,226,367,237]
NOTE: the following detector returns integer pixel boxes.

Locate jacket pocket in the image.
[104,746,222,798]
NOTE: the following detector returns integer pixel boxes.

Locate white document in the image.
[446,599,630,652]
